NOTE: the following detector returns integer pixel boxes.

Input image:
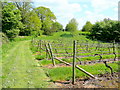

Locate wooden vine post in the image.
[38,40,40,51]
[45,43,50,59]
[39,40,42,54]
[72,40,76,85]
[113,40,116,61]
[48,43,56,66]
[113,40,115,52]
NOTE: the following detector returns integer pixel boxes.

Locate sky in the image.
[32,0,119,29]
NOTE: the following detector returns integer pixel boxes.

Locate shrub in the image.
[0,32,9,45]
[6,29,20,39]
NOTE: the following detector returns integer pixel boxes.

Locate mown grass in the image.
[2,41,53,88]
[2,41,18,59]
[46,61,119,81]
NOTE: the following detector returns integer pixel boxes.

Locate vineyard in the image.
[30,37,119,88]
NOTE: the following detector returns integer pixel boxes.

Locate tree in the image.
[82,21,93,32]
[42,18,54,35]
[14,2,33,35]
[2,2,22,39]
[14,2,32,23]
[34,6,56,22]
[34,6,56,35]
[65,18,78,32]
[52,22,63,32]
[25,11,42,36]
[90,19,120,42]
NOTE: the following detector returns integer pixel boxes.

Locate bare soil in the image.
[54,72,119,88]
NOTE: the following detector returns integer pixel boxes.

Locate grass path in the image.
[2,41,54,88]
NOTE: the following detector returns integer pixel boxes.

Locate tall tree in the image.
[34,6,56,22]
[25,11,42,36]
[34,6,56,35]
[52,22,63,32]
[14,2,33,35]
[82,21,93,32]
[65,18,78,32]
[2,2,22,39]
[14,2,32,23]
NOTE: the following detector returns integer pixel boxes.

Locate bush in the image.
[6,29,20,39]
[0,32,9,45]
[90,19,120,42]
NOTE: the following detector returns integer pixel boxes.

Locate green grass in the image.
[1,41,18,59]
[2,41,55,88]
[38,54,116,66]
[47,62,118,81]
[29,31,118,84]
[30,31,118,66]
[13,36,33,41]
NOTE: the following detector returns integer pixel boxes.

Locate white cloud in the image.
[32,0,119,29]
[83,4,88,8]
[114,7,118,12]
[78,9,118,30]
[91,0,119,12]
[33,0,82,28]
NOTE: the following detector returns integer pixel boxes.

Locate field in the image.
[1,32,119,88]
[30,32,119,88]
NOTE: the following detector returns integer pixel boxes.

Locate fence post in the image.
[113,40,116,61]
[72,40,76,85]
[48,43,56,66]
[45,43,49,59]
[38,40,40,51]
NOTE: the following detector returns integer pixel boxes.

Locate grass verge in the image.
[46,61,118,81]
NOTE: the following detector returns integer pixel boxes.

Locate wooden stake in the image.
[75,65,97,79]
[113,40,116,61]
[113,40,115,53]
[54,57,71,66]
[54,58,97,79]
[48,43,56,66]
[45,44,49,59]
[72,40,76,85]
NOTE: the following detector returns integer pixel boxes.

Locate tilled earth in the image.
[54,72,119,88]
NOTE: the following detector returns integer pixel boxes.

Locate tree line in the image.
[1,2,120,42]
[2,2,64,39]
[82,18,120,42]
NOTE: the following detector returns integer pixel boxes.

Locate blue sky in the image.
[32,0,119,29]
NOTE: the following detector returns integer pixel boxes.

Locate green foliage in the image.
[2,3,22,39]
[25,11,42,36]
[82,21,93,32]
[34,6,56,35]
[60,33,73,38]
[14,2,41,36]
[65,18,78,33]
[0,32,9,44]
[13,36,33,41]
[6,29,20,39]
[90,19,120,42]
[79,31,90,35]
[34,6,56,22]
[52,22,63,32]
[35,54,46,60]
[42,18,54,35]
